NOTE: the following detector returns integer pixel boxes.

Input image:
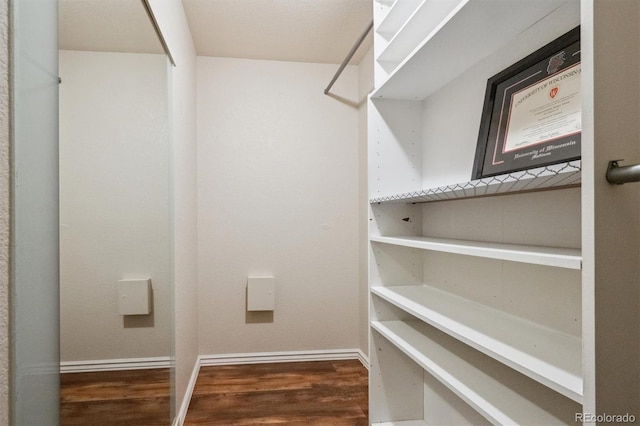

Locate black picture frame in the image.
[472,26,581,180]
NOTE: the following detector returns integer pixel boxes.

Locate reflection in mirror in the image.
[58,1,173,424]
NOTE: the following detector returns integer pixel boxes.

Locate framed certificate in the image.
[472,27,581,179]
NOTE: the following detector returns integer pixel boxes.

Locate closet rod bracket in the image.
[606,159,640,185]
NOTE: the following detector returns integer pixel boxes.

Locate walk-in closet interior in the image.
[4,0,640,425]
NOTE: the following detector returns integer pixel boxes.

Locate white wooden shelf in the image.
[376,0,422,39]
[372,320,577,425]
[370,235,582,270]
[371,0,568,100]
[370,161,581,204]
[371,285,582,402]
[372,421,429,426]
[377,0,460,65]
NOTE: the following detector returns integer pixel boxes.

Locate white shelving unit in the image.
[372,0,568,100]
[372,320,579,425]
[376,0,422,40]
[370,236,581,270]
[376,0,461,70]
[372,422,428,426]
[371,285,582,402]
[366,0,606,424]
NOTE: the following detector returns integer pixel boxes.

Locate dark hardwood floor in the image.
[184,360,369,425]
[60,360,368,425]
[60,368,171,426]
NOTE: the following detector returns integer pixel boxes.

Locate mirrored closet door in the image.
[58,1,174,423]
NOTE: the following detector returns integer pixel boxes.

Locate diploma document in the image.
[504,63,581,154]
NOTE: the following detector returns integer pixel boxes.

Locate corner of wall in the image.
[147,0,199,419]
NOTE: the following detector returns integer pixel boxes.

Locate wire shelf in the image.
[370,160,581,204]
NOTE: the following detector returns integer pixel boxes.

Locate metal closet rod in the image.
[324,20,374,95]
[141,0,176,66]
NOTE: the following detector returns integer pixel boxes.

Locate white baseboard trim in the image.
[199,348,368,367]
[60,356,171,373]
[357,350,370,370]
[173,357,201,426]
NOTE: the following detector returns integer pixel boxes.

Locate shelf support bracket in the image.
[606,160,640,185]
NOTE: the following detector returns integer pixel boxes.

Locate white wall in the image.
[147,1,199,420]
[197,56,360,355]
[0,0,9,421]
[358,47,374,358]
[59,50,170,361]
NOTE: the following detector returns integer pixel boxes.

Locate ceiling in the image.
[183,0,373,65]
[59,0,373,65]
[59,0,164,54]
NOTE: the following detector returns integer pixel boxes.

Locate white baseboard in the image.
[199,348,368,367]
[173,358,201,426]
[60,356,172,373]
[357,350,370,369]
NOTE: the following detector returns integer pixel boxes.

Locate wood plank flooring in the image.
[60,368,171,426]
[60,360,368,425]
[184,360,369,425]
